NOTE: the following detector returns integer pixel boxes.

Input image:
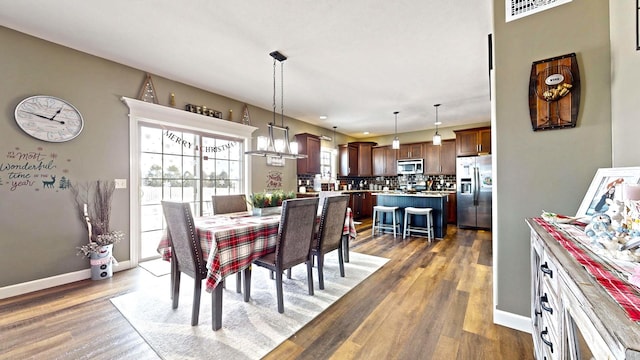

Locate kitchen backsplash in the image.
[296,174,456,192]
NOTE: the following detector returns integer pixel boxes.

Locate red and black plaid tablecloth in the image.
[158,208,357,292]
[534,217,640,321]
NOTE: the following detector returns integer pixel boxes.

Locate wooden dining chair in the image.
[311,194,349,290]
[161,201,210,326]
[211,194,247,215]
[211,194,248,292]
[246,197,320,313]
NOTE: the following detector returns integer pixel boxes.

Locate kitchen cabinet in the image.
[527,219,640,360]
[339,142,376,177]
[447,193,456,224]
[398,143,424,160]
[350,191,375,219]
[454,127,491,157]
[372,145,397,176]
[424,139,456,175]
[295,133,321,175]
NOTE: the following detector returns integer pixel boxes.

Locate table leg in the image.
[243,266,252,302]
[342,234,350,263]
[211,285,222,331]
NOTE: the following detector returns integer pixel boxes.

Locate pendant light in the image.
[392,111,400,150]
[245,50,305,159]
[433,104,442,146]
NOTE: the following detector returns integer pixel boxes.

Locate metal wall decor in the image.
[528,52,580,131]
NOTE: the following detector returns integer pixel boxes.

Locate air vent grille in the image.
[506,0,572,22]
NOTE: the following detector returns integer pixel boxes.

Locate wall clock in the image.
[14,95,84,142]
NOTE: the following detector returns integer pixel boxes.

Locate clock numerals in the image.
[14,95,84,142]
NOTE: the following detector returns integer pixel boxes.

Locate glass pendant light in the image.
[392,111,400,150]
[433,104,442,146]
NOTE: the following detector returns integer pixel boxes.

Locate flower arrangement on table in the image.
[70,180,123,259]
[250,190,296,208]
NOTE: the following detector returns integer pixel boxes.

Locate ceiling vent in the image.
[506,0,572,22]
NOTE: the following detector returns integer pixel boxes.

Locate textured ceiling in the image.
[0,0,493,138]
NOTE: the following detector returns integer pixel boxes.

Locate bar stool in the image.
[372,205,400,237]
[403,207,434,241]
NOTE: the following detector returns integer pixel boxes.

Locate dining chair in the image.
[161,201,210,327]
[311,195,349,290]
[211,194,247,215]
[211,194,248,293]
[246,197,320,313]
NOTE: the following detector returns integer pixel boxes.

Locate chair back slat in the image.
[161,201,207,278]
[212,194,247,215]
[276,197,319,270]
[317,195,349,253]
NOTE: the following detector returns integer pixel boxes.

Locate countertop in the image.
[297,190,455,196]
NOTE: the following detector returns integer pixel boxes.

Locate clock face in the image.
[14,95,84,142]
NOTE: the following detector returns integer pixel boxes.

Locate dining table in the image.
[156,207,357,330]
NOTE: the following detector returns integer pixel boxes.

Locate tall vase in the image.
[90,244,114,280]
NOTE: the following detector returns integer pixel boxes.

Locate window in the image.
[320,147,337,180]
[123,97,255,264]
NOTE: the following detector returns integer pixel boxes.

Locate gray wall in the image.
[0,26,343,287]
[492,0,612,316]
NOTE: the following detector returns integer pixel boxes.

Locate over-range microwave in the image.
[397,159,424,175]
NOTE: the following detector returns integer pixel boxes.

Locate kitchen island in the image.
[374,192,450,239]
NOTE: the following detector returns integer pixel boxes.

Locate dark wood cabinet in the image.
[372,145,397,176]
[454,127,491,157]
[398,143,424,160]
[295,133,321,175]
[339,142,376,177]
[424,139,456,175]
[350,191,375,220]
[447,193,456,224]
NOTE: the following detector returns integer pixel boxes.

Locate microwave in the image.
[397,159,423,175]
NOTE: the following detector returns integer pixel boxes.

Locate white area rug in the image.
[139,258,171,277]
[111,251,388,360]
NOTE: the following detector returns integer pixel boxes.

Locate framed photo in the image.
[576,167,640,217]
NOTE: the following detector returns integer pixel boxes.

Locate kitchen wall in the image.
[0,25,349,289]
[492,0,612,327]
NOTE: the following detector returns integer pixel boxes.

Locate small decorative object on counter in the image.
[250,190,296,216]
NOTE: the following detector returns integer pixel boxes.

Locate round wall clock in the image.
[14,95,84,142]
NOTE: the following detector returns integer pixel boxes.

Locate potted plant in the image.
[70,180,122,280]
[250,190,296,216]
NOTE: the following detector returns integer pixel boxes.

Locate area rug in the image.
[111,251,388,360]
[139,258,172,277]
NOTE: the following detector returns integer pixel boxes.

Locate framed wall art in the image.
[528,53,580,131]
[576,167,640,217]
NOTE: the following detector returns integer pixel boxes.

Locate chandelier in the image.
[245,50,306,159]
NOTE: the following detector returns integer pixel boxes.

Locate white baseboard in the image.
[0,261,132,300]
[493,308,532,334]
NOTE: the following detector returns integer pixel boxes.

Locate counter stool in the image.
[372,205,400,237]
[403,207,434,242]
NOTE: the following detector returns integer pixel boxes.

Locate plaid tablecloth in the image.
[157,208,356,292]
[533,217,640,321]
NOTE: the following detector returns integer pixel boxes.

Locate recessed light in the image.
[363,131,370,135]
[319,115,328,120]
[434,121,442,125]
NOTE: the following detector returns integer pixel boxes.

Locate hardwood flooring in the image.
[0,221,533,360]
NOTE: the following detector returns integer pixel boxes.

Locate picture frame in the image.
[576,167,640,217]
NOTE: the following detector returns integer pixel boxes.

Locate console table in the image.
[527,218,640,359]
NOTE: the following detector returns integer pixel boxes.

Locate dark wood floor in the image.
[0,221,533,360]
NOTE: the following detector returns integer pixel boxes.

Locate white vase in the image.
[90,244,114,280]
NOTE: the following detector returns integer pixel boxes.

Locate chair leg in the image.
[236,272,242,293]
[372,209,378,236]
[317,252,325,290]
[172,271,181,309]
[192,279,202,326]
[342,234,350,263]
[306,260,314,296]
[338,244,345,278]
[211,285,222,331]
[392,210,397,238]
[287,268,292,279]
[403,210,409,239]
[242,266,251,302]
[275,269,284,313]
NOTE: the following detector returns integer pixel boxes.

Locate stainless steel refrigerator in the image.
[456,155,492,229]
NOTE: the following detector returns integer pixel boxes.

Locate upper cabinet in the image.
[454,127,491,157]
[339,141,377,177]
[424,139,456,175]
[372,145,397,176]
[295,133,321,175]
[398,143,424,160]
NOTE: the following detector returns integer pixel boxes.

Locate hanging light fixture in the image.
[392,111,400,150]
[245,50,306,159]
[432,104,442,146]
